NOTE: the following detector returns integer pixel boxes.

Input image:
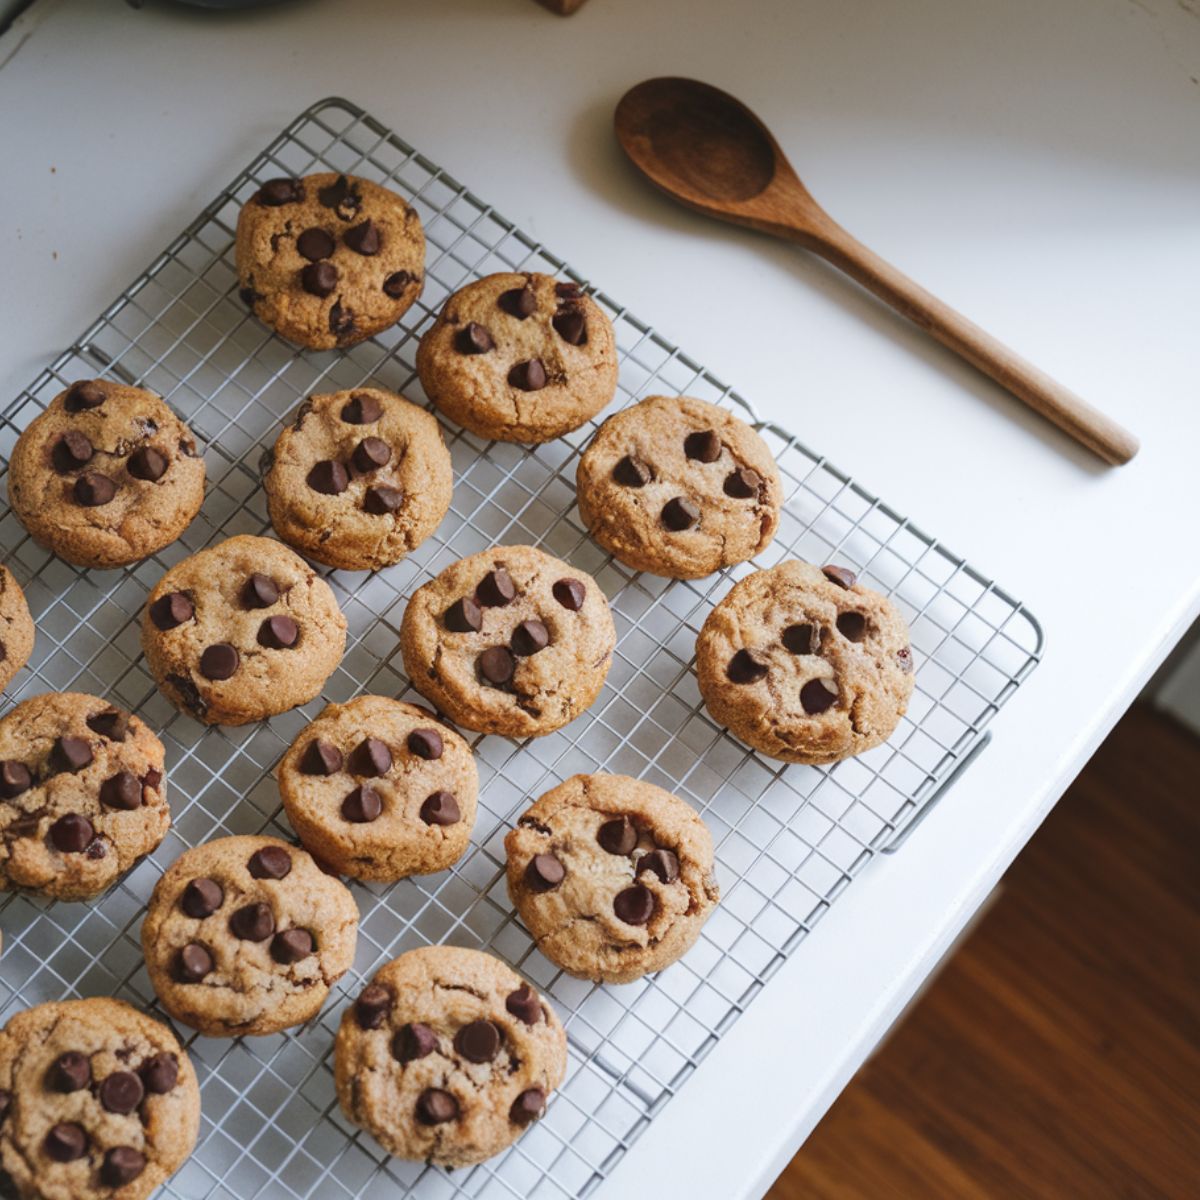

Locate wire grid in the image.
[0,98,1041,1200]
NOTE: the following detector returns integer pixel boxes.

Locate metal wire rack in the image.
[0,98,1042,1200]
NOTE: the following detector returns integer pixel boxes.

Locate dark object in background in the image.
[536,0,590,13]
[166,0,294,8]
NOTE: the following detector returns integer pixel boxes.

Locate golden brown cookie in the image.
[0,565,35,694]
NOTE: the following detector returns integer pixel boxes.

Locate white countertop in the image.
[3,0,1199,1197]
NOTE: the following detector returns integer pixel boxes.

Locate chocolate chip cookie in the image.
[142,835,358,1037]
[415,272,619,443]
[141,535,347,726]
[0,997,200,1200]
[334,946,567,1167]
[0,566,35,694]
[263,387,452,571]
[236,172,425,350]
[576,394,782,578]
[278,695,478,881]
[696,560,915,764]
[399,545,616,738]
[0,692,168,901]
[505,774,719,983]
[7,380,205,570]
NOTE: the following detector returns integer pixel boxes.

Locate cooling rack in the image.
[0,97,1042,1200]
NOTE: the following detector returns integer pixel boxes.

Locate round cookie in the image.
[0,566,35,694]
[399,545,616,738]
[235,172,425,350]
[576,394,782,579]
[695,560,915,764]
[141,534,347,726]
[278,696,478,881]
[415,272,619,443]
[141,835,358,1037]
[0,691,169,901]
[505,774,719,983]
[6,380,205,570]
[0,997,200,1200]
[334,946,567,1167]
[264,387,452,571]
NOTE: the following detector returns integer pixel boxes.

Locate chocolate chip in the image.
[50,813,93,853]
[782,624,816,655]
[341,392,383,424]
[662,496,700,531]
[52,430,93,473]
[317,174,357,211]
[505,984,541,1026]
[525,852,564,892]
[0,762,31,798]
[598,816,637,855]
[181,876,224,918]
[613,883,655,925]
[551,578,586,611]
[476,567,516,608]
[101,1146,145,1187]
[6,814,40,839]
[64,381,106,412]
[302,261,339,297]
[143,767,162,791]
[342,785,382,823]
[249,845,292,880]
[44,1123,87,1163]
[511,619,549,656]
[800,678,839,714]
[52,735,92,773]
[724,467,761,498]
[896,646,914,674]
[822,565,857,589]
[74,472,116,506]
[257,178,303,206]
[200,643,239,680]
[307,459,349,495]
[498,285,536,318]
[239,285,262,307]
[444,596,482,632]
[416,1090,460,1126]
[139,1052,178,1095]
[552,309,587,345]
[99,1070,144,1115]
[355,984,392,1029]
[48,1051,90,1092]
[454,1019,501,1063]
[352,437,392,473]
[296,227,334,261]
[456,321,495,355]
[836,611,867,641]
[382,270,413,298]
[394,1022,437,1063]
[637,847,679,884]
[343,218,381,255]
[478,646,515,686]
[508,358,547,391]
[150,591,193,630]
[613,454,651,487]
[363,485,403,514]
[407,728,443,760]
[86,708,129,740]
[242,573,279,609]
[420,790,460,826]
[302,739,344,776]
[258,615,299,649]
[86,839,106,860]
[271,928,314,963]
[176,942,213,982]
[510,1087,546,1126]
[727,648,768,684]
[349,737,392,777]
[100,770,142,810]
[684,430,721,462]
[230,902,274,942]
[128,445,168,481]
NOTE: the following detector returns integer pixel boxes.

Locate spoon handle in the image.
[798,215,1139,465]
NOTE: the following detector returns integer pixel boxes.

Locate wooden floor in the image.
[767,706,1200,1200]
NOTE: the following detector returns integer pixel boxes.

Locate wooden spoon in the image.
[615,77,1138,466]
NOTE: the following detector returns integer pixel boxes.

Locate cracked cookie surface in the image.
[141,835,358,1037]
[264,387,452,571]
[235,172,424,350]
[576,394,782,579]
[0,691,168,901]
[0,566,35,694]
[695,560,915,764]
[7,380,205,570]
[399,545,616,738]
[0,996,200,1200]
[415,272,619,443]
[334,946,567,1167]
[505,773,719,983]
[278,695,478,881]
[141,534,347,726]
